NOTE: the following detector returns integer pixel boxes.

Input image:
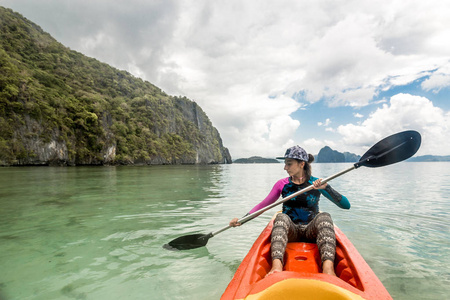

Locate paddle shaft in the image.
[211,164,357,237]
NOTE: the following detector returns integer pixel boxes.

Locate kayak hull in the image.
[221,217,392,300]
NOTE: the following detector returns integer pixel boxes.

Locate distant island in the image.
[316,146,360,163]
[234,156,280,164]
[233,148,450,164]
[315,147,450,163]
[234,147,360,164]
[408,155,450,162]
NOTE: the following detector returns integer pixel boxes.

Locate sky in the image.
[2,0,450,159]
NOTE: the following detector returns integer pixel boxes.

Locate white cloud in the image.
[318,118,331,127]
[354,113,364,118]
[292,6,450,107]
[154,1,450,157]
[337,93,450,155]
[303,139,327,155]
[421,62,450,92]
[209,94,301,159]
[303,138,338,155]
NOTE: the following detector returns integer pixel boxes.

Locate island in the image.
[234,156,280,164]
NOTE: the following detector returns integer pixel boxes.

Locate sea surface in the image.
[0,162,449,300]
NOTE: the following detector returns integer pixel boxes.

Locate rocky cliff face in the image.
[0,7,231,166]
[12,101,232,166]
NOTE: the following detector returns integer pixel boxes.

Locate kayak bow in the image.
[221,216,392,300]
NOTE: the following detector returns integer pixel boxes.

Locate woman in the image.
[229,145,350,276]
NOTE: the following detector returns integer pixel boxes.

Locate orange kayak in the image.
[221,217,392,300]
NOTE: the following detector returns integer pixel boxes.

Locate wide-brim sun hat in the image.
[276,145,308,161]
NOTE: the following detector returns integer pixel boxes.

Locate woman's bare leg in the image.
[322,259,336,276]
[266,259,283,277]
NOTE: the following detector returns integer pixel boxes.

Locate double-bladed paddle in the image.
[163,130,421,251]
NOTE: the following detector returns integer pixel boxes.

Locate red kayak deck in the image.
[221,218,392,300]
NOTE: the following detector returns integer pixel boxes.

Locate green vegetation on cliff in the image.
[0,7,231,165]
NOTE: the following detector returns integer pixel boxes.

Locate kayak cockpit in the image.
[221,219,391,300]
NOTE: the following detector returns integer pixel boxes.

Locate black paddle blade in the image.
[355,130,421,168]
[163,233,213,251]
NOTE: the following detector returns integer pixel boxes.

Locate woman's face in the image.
[284,158,305,177]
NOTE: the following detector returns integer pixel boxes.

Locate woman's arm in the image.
[321,184,351,209]
[310,177,350,209]
[248,178,288,214]
[229,178,287,227]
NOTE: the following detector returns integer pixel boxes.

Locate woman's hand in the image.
[229,217,241,227]
[313,178,327,189]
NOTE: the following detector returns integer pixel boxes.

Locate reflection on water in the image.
[0,163,449,299]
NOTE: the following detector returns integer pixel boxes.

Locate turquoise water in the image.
[0,163,449,299]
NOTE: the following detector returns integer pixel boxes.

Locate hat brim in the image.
[277,156,308,161]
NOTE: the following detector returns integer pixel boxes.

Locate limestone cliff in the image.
[0,7,231,166]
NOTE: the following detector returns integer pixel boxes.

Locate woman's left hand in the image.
[313,178,327,189]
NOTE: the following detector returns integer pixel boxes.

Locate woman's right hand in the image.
[229,217,241,227]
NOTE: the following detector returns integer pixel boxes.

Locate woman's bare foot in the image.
[322,259,336,276]
[265,259,283,277]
